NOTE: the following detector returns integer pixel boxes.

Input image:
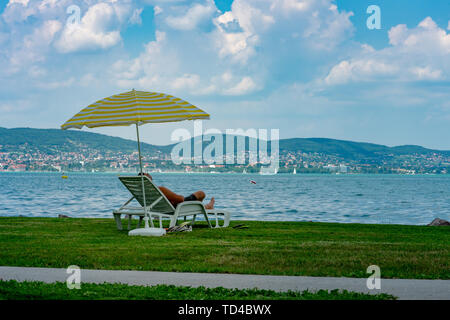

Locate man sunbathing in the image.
[139,172,215,209]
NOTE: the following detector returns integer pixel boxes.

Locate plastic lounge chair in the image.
[113,176,231,230]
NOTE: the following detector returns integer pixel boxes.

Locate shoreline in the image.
[0,171,448,176]
[0,215,440,227]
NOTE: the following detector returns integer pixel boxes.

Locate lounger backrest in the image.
[118,176,175,214]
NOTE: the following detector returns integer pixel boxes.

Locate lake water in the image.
[0,172,449,225]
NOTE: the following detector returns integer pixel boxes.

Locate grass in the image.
[0,280,396,300]
[0,217,448,279]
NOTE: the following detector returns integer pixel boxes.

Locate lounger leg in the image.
[223,212,230,228]
[215,214,220,228]
[169,216,177,228]
[114,213,123,231]
[127,215,132,230]
[203,212,212,228]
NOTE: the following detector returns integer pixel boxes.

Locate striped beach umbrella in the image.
[61,89,209,129]
[61,89,210,234]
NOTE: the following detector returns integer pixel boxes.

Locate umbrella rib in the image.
[132,89,140,125]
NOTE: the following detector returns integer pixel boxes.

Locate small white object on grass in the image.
[128,227,166,237]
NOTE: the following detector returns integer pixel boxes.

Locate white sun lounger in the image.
[113,176,231,230]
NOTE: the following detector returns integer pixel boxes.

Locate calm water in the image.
[0,172,449,225]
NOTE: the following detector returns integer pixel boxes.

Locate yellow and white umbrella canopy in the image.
[61,89,209,129]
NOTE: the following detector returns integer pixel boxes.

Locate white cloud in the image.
[389,17,450,53]
[35,77,75,89]
[388,24,408,46]
[154,6,163,15]
[0,98,32,113]
[410,66,442,80]
[112,30,181,91]
[129,8,143,25]
[0,0,142,78]
[165,1,216,30]
[212,11,258,64]
[3,0,70,24]
[55,2,123,53]
[325,60,397,85]
[7,0,29,6]
[211,0,353,65]
[24,19,62,49]
[28,65,47,78]
[221,71,232,83]
[110,0,356,96]
[230,0,275,35]
[7,19,62,72]
[269,0,312,13]
[325,17,450,85]
[80,73,96,87]
[172,74,200,90]
[224,76,257,95]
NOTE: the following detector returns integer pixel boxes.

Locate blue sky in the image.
[0,0,449,149]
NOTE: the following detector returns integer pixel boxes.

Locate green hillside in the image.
[0,127,171,155]
[279,138,450,159]
[175,134,449,159]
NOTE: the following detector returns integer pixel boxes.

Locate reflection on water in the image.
[0,172,449,225]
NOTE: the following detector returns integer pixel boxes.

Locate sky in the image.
[0,0,449,149]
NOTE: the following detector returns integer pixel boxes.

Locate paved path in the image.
[0,266,448,300]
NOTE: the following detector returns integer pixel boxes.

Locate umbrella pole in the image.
[136,123,154,228]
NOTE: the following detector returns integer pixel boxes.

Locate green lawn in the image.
[0,280,395,300]
[0,217,448,279]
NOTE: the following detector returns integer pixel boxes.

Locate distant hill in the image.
[278,138,450,159]
[0,127,448,159]
[0,127,171,155]
[173,134,449,160]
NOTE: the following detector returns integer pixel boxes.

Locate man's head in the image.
[138,172,152,180]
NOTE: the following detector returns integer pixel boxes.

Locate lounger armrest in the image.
[174,201,211,227]
[175,201,206,214]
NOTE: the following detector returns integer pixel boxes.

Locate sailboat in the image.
[293,168,297,174]
[260,167,278,175]
[243,168,247,174]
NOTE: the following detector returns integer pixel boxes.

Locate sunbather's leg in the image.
[186,191,214,209]
[204,197,215,209]
[158,186,184,207]
[159,186,215,209]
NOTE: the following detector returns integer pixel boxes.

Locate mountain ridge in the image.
[1,127,449,158]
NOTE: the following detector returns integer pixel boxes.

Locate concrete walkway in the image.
[0,266,448,300]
